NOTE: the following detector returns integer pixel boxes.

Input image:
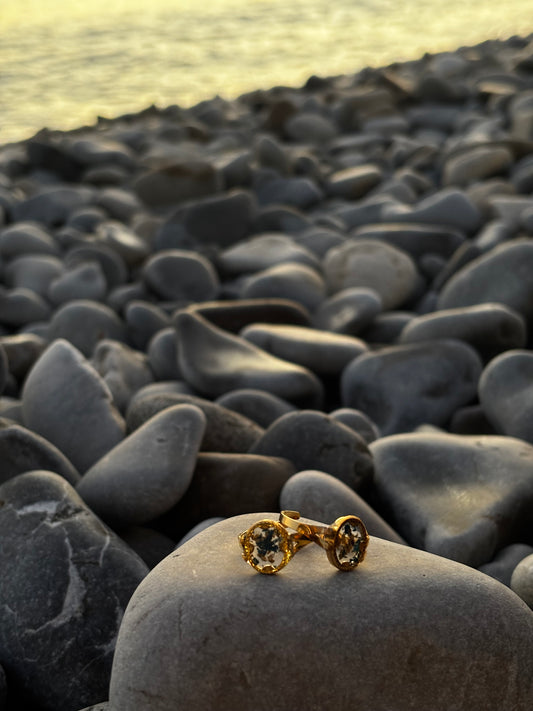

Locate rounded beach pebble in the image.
[108,513,533,711]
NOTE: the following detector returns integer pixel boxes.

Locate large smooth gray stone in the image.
[77,404,206,527]
[176,310,323,407]
[479,349,533,443]
[437,239,533,319]
[249,410,373,490]
[280,470,404,544]
[0,471,148,711]
[324,239,419,309]
[108,513,533,711]
[399,303,526,359]
[341,340,482,435]
[22,339,125,473]
[370,432,533,566]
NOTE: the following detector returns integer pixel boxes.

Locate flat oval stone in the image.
[280,470,404,544]
[22,339,125,472]
[382,188,482,234]
[324,239,419,310]
[478,349,533,443]
[325,164,382,199]
[76,404,206,527]
[0,470,148,710]
[217,233,319,276]
[48,300,127,357]
[341,340,482,435]
[437,239,533,319]
[126,391,264,453]
[370,432,533,566]
[143,249,219,302]
[0,222,60,259]
[241,263,325,311]
[241,323,368,376]
[399,303,526,360]
[175,310,323,407]
[351,222,466,259]
[215,388,296,428]
[443,145,514,186]
[249,410,373,490]
[109,513,533,711]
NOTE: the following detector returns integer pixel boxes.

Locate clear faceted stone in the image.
[335,520,364,567]
[249,524,287,571]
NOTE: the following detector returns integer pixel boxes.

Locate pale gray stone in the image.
[324,239,419,310]
[108,513,533,711]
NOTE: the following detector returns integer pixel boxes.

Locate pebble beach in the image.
[1,31,533,710]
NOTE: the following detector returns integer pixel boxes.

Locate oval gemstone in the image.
[243,521,291,574]
[333,518,367,569]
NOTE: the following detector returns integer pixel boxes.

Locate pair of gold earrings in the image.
[238,510,369,574]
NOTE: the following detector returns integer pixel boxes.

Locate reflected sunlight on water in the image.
[1,0,532,143]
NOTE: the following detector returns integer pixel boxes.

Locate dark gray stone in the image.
[241,323,368,376]
[163,452,295,537]
[143,249,219,302]
[341,340,482,435]
[329,407,380,443]
[351,222,466,259]
[0,470,148,711]
[313,287,382,334]
[479,544,533,587]
[156,189,256,250]
[479,349,533,443]
[399,303,527,360]
[65,244,127,290]
[146,327,181,381]
[325,164,382,199]
[0,222,60,259]
[437,239,533,319]
[108,513,533,711]
[12,186,94,227]
[370,432,533,566]
[249,410,373,490]
[77,405,205,527]
[47,300,126,357]
[124,301,170,351]
[255,176,323,209]
[133,160,221,208]
[4,254,64,297]
[90,340,153,413]
[280,470,405,544]
[0,287,52,327]
[176,310,323,407]
[126,391,264,453]
[182,298,311,333]
[241,263,325,311]
[215,388,296,428]
[22,339,125,473]
[511,553,533,608]
[382,188,482,234]
[443,145,513,186]
[47,261,108,305]
[0,420,79,485]
[118,526,176,570]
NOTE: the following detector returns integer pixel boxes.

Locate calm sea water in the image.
[1,0,532,144]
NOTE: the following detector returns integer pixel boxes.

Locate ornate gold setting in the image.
[238,518,310,574]
[280,510,369,571]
